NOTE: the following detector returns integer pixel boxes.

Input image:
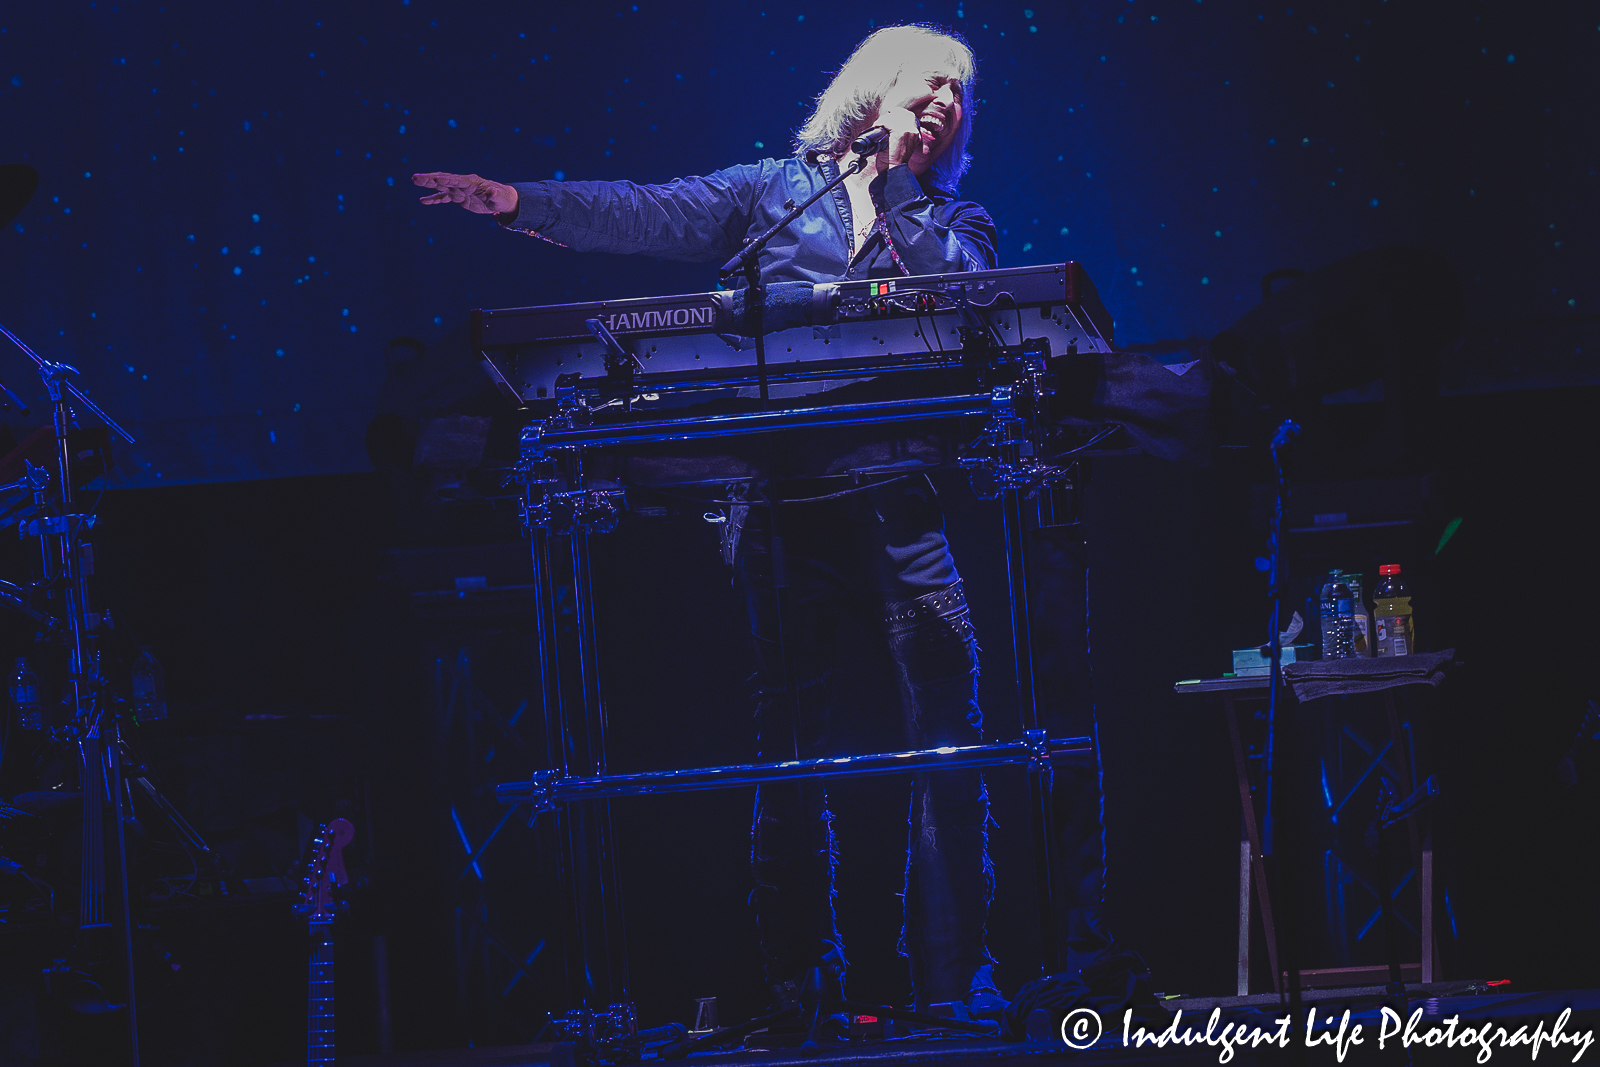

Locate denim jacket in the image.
[501,156,998,283]
[497,158,1000,487]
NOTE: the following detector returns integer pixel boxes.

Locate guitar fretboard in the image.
[308,915,335,1067]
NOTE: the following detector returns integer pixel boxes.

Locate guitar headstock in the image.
[302,818,355,920]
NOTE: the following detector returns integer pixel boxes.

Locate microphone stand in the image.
[1264,418,1303,1040]
[717,135,883,403]
[2,320,141,1066]
[714,139,880,761]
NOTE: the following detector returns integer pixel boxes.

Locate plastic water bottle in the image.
[1373,565,1416,657]
[9,657,41,732]
[131,647,169,723]
[1344,572,1372,657]
[1319,575,1336,659]
[1320,573,1356,660]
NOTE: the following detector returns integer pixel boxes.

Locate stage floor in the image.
[324,985,1600,1066]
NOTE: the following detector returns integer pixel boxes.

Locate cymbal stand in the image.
[2,321,141,1066]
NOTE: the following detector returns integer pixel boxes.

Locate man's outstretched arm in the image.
[413,167,765,263]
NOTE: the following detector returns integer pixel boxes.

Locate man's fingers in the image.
[411,171,480,189]
[410,171,511,214]
[412,171,467,187]
[416,183,474,206]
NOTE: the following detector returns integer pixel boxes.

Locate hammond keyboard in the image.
[472,262,1114,410]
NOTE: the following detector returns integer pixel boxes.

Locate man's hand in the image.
[411,172,518,215]
[878,73,938,168]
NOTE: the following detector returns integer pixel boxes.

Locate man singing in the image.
[415,24,1011,1016]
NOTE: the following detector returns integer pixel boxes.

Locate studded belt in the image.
[883,582,969,631]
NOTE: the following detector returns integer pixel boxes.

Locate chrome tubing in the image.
[532,393,992,452]
[556,351,1034,397]
[496,732,1093,810]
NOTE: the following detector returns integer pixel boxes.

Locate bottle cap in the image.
[1379,564,1402,575]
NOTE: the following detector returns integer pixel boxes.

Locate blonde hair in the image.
[793,24,978,192]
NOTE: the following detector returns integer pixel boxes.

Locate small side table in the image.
[1175,667,1445,996]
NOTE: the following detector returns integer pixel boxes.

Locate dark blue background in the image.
[1,0,1594,487]
[2,7,1597,1055]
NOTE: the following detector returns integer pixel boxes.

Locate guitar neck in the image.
[308,915,335,1067]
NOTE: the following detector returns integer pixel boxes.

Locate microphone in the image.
[803,126,888,168]
[849,125,891,156]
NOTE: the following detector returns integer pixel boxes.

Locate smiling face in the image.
[907,75,964,174]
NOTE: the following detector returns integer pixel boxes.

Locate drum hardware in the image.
[0,458,52,495]
[2,318,209,1067]
[0,575,61,633]
[0,336,139,1063]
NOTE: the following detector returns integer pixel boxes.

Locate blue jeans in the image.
[734,476,997,1007]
